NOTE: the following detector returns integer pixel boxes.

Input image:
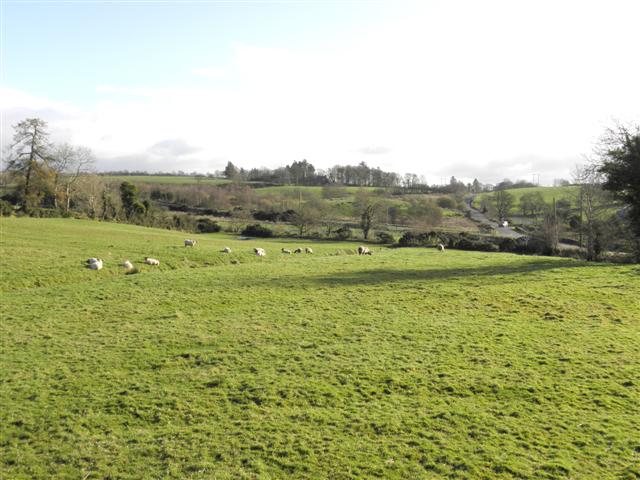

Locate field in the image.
[474,186,579,210]
[1,218,639,479]
[100,175,232,186]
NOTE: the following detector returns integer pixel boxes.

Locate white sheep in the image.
[357,245,370,255]
[437,243,446,252]
[184,239,197,247]
[294,248,303,254]
[86,258,99,264]
[281,248,292,254]
[222,247,232,253]
[145,257,160,266]
[87,259,103,270]
[305,247,313,254]
[122,260,134,271]
[502,221,509,228]
[254,247,266,257]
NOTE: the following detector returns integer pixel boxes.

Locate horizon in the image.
[2,0,639,186]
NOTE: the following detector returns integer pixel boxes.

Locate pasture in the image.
[1,218,639,479]
[473,186,579,210]
[100,175,231,186]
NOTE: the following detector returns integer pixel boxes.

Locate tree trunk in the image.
[66,184,71,212]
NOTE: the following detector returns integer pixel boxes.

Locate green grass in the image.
[253,185,380,197]
[474,186,580,209]
[1,217,639,479]
[100,175,231,185]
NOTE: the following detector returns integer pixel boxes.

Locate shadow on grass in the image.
[310,259,594,286]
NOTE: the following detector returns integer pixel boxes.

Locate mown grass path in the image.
[1,218,639,479]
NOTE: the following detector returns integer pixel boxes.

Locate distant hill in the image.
[474,186,579,210]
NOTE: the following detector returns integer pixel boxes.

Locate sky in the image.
[1,0,639,185]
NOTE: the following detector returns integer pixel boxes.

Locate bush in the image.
[0,199,14,217]
[456,237,500,252]
[196,217,222,233]
[436,196,457,209]
[398,231,438,247]
[242,223,273,238]
[27,207,61,218]
[252,209,296,222]
[376,231,395,244]
[334,225,352,240]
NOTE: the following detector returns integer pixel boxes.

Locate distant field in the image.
[100,175,231,185]
[474,186,579,209]
[1,217,639,479]
[253,185,380,197]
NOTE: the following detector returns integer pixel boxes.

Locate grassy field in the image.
[1,218,639,479]
[100,175,232,186]
[474,186,579,210]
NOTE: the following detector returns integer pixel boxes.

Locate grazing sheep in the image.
[305,247,313,254]
[145,257,160,266]
[254,247,266,257]
[502,221,509,228]
[437,243,445,252]
[357,245,370,255]
[281,248,292,254]
[122,260,134,271]
[184,239,197,247]
[87,259,103,270]
[222,247,232,253]
[294,248,303,254]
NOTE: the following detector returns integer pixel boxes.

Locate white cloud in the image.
[2,1,639,182]
[191,66,227,79]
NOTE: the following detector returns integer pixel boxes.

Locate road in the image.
[465,197,525,239]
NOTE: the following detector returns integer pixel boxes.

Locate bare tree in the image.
[541,198,559,253]
[353,190,384,239]
[573,162,611,260]
[51,144,95,211]
[492,190,514,221]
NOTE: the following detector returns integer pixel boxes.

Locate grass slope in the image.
[1,218,639,479]
[474,186,579,210]
[100,175,231,186]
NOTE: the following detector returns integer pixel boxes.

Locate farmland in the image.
[1,218,639,479]
[473,186,580,210]
[100,175,232,186]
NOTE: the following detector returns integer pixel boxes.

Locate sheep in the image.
[122,260,134,271]
[184,239,197,247]
[145,257,160,266]
[254,247,266,257]
[281,248,292,254]
[305,247,313,254]
[222,247,232,253]
[294,248,303,254]
[502,221,509,228]
[87,259,103,270]
[357,245,370,255]
[437,243,445,252]
[86,258,99,264]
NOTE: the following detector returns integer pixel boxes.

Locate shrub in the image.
[436,196,457,209]
[27,207,61,218]
[0,199,14,216]
[196,217,222,233]
[242,223,273,238]
[334,225,352,240]
[376,231,395,244]
[398,231,438,247]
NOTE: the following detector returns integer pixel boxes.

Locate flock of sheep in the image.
[85,256,160,271]
[85,238,446,272]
